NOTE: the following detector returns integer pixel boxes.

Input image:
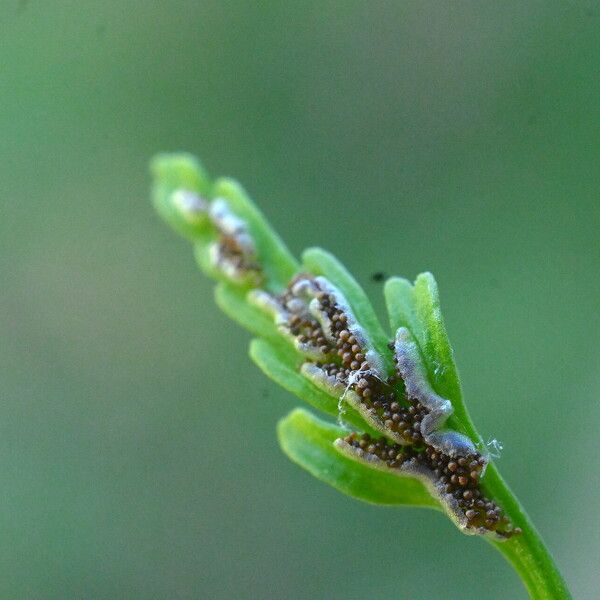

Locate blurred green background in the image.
[2,2,599,598]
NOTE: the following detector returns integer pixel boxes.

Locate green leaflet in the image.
[384,273,480,443]
[413,273,461,407]
[250,339,336,416]
[278,408,438,508]
[302,247,394,375]
[193,239,221,281]
[150,153,212,241]
[250,339,378,435]
[212,178,299,293]
[383,277,424,349]
[214,283,281,342]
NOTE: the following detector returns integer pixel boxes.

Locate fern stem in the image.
[484,464,571,599]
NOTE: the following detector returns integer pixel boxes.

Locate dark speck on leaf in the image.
[371,272,386,282]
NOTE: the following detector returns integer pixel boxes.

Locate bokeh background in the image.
[2,2,599,598]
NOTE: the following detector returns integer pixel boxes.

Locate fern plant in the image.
[151,153,570,600]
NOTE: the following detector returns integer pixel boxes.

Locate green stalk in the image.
[484,464,570,600]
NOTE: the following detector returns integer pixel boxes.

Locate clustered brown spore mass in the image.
[342,433,519,535]
[280,284,332,357]
[207,198,263,285]
[312,289,428,446]
[321,359,427,445]
[278,275,519,538]
[215,234,262,279]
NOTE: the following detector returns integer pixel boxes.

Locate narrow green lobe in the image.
[277,408,438,508]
